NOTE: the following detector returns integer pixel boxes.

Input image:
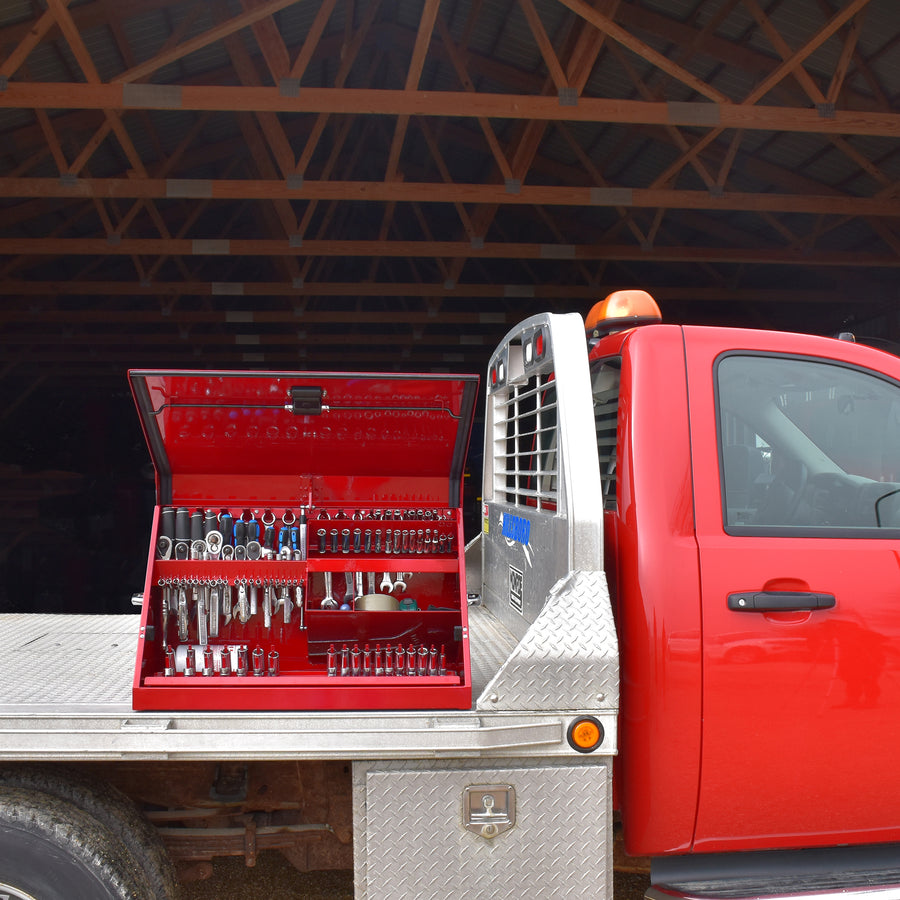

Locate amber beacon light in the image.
[567,716,605,753]
[586,289,662,339]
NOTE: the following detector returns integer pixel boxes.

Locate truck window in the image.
[716,353,900,533]
[591,359,621,511]
[498,369,559,510]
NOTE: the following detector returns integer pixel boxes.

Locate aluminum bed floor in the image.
[0,607,575,761]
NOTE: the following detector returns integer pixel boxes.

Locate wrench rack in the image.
[129,370,478,711]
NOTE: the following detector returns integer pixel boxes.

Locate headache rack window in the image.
[592,359,621,511]
[494,372,559,509]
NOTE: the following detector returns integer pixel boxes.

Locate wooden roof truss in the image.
[0,0,898,377]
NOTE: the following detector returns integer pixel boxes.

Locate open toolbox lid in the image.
[129,370,479,508]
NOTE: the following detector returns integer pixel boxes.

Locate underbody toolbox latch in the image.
[463,784,515,839]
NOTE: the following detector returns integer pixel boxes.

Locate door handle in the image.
[727,591,835,612]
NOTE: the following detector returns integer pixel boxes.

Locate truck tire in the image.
[0,785,156,899]
[0,765,179,900]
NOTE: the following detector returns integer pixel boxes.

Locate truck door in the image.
[686,328,900,854]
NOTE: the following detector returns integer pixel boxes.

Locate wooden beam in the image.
[605,40,716,189]
[644,0,876,190]
[0,0,180,50]
[242,0,293,82]
[611,1,873,112]
[716,129,744,191]
[0,3,69,78]
[743,0,872,106]
[53,4,204,179]
[518,0,569,91]
[444,0,617,286]
[6,329,501,348]
[295,115,359,238]
[33,108,69,175]
[293,0,382,176]
[45,0,147,177]
[5,83,900,137]
[111,0,304,83]
[554,0,730,102]
[554,121,648,247]
[738,0,893,254]
[435,14,514,182]
[416,116,477,238]
[826,9,865,104]
[43,0,197,287]
[286,0,337,80]
[67,119,113,177]
[219,9,295,178]
[0,284,789,309]
[0,282,864,310]
[5,147,54,179]
[1,177,898,217]
[0,346,489,367]
[96,112,212,246]
[0,238,898,267]
[384,0,441,181]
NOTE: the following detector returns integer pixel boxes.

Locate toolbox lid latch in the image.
[288,386,324,415]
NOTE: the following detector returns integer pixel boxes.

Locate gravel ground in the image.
[180,855,354,899]
[180,853,651,899]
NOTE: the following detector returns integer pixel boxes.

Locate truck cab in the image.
[585,292,900,892]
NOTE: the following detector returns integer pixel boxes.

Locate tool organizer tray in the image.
[129,369,478,712]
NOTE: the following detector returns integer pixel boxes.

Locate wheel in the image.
[0,785,156,899]
[0,765,179,900]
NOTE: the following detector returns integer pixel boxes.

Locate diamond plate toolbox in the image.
[353,758,613,900]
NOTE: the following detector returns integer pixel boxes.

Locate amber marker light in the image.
[567,716,604,753]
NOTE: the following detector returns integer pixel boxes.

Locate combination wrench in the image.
[321,572,338,609]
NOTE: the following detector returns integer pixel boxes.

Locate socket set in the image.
[156,506,310,562]
[311,508,456,558]
[129,368,478,712]
[326,642,447,677]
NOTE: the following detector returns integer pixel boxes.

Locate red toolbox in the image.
[129,369,479,711]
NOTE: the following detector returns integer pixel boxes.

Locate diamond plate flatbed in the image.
[0,607,615,762]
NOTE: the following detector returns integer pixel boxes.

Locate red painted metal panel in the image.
[685,327,900,852]
[129,369,476,506]
[591,325,703,857]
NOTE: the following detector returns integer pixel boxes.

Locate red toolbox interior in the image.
[129,369,479,711]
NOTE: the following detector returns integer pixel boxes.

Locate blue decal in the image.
[501,513,531,545]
